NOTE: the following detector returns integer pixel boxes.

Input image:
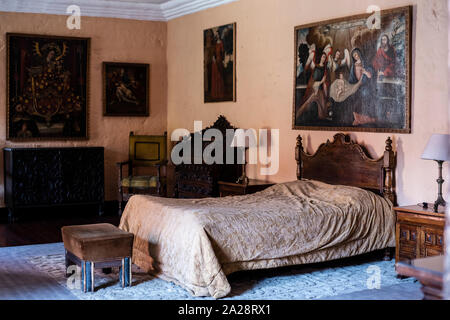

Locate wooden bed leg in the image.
[383,247,393,261]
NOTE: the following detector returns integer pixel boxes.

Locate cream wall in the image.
[167,0,449,206]
[0,12,168,204]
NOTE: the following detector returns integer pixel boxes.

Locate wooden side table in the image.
[396,255,444,300]
[218,179,275,197]
[394,204,445,263]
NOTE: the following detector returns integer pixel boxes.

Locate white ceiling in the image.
[108,0,169,4]
[0,0,238,21]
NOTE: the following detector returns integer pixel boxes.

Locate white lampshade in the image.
[230,129,257,148]
[421,134,450,161]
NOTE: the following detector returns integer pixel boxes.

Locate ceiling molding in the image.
[0,0,238,21]
[161,0,236,20]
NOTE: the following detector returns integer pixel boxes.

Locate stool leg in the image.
[119,257,132,288]
[81,261,95,293]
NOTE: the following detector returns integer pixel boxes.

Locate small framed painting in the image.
[7,33,90,140]
[103,62,149,116]
[292,6,412,133]
[204,22,236,103]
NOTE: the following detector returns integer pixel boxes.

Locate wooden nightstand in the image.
[394,204,445,263]
[218,179,275,197]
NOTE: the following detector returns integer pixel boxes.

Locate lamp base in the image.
[433,160,446,213]
[433,197,446,213]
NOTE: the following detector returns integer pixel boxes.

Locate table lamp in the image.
[231,129,256,185]
[421,133,450,212]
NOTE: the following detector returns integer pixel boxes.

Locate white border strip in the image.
[0,0,238,21]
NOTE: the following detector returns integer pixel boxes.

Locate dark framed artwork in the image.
[293,6,412,133]
[103,62,149,116]
[204,22,236,103]
[7,33,90,140]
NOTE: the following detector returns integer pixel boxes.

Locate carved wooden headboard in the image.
[174,115,241,198]
[295,133,396,205]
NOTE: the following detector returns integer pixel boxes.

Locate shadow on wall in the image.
[395,136,404,205]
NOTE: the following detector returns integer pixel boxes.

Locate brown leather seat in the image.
[61,223,134,262]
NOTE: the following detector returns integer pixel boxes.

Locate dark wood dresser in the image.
[394,204,445,263]
[3,147,104,222]
[218,179,275,197]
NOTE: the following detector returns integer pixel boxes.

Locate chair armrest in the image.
[117,160,131,181]
[116,160,130,168]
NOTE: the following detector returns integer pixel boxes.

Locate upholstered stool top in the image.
[61,223,134,262]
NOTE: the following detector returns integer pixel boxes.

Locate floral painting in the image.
[7,33,89,140]
[204,23,236,103]
[293,6,411,133]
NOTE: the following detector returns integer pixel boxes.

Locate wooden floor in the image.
[0,204,120,247]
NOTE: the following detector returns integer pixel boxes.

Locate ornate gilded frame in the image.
[6,33,90,140]
[292,6,412,133]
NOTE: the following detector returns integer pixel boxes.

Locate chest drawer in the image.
[420,227,444,257]
[395,206,445,263]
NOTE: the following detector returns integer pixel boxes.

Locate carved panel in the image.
[4,147,104,208]
[174,115,240,198]
[296,133,396,204]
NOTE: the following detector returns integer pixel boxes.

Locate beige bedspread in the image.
[119,180,395,298]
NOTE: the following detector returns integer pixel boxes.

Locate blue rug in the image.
[0,242,422,300]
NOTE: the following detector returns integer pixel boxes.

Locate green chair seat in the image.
[118,132,168,215]
[121,175,165,188]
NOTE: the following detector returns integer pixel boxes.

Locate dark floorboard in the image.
[0,203,120,247]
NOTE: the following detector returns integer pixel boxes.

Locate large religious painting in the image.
[204,22,236,103]
[293,6,411,133]
[7,34,90,140]
[103,62,149,116]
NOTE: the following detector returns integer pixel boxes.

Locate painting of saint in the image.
[293,6,411,133]
[372,34,396,80]
[204,23,236,103]
[7,34,90,139]
[103,62,149,116]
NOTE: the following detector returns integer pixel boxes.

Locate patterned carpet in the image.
[0,242,422,300]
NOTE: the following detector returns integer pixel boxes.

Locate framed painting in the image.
[204,22,236,103]
[7,33,90,140]
[292,6,412,133]
[103,62,149,116]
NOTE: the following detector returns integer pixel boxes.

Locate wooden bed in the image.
[296,132,396,205]
[119,133,397,298]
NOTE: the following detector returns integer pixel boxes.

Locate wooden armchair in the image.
[117,131,168,215]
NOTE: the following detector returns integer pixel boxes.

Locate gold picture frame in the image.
[292,6,412,133]
[7,33,90,140]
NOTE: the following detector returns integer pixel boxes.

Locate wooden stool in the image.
[61,223,134,292]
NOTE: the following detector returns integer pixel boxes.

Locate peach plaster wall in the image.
[167,0,449,206]
[0,12,168,205]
